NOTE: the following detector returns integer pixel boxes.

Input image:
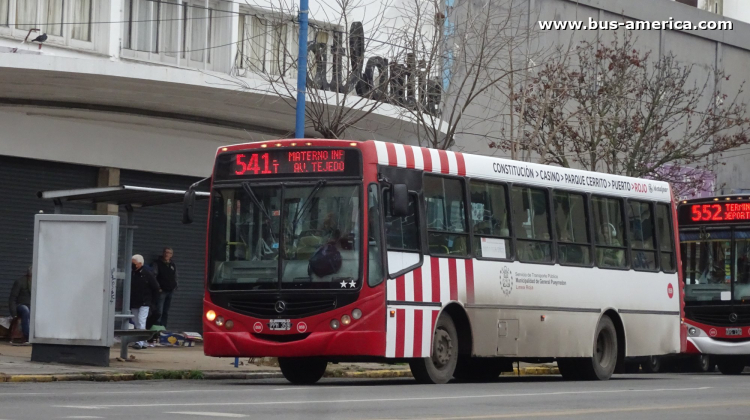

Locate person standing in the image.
[8,267,32,344]
[130,254,160,349]
[151,247,178,328]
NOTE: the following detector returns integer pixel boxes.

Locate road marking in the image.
[166,412,247,418]
[63,417,105,419]
[367,400,750,419]
[54,386,713,409]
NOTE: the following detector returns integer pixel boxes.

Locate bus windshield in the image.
[681,229,750,305]
[209,183,361,290]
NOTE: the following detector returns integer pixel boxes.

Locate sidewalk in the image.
[0,341,557,382]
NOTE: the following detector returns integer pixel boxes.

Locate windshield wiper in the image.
[292,180,327,228]
[242,182,276,242]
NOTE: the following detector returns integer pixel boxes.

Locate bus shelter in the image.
[38,185,209,360]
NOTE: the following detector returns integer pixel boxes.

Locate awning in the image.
[37,185,210,207]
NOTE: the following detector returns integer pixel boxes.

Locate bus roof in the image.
[371,141,673,203]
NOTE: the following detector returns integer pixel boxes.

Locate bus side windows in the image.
[592,196,628,269]
[470,181,511,259]
[383,188,420,252]
[511,186,553,263]
[553,191,591,266]
[367,184,385,286]
[628,201,657,271]
[424,175,469,256]
[656,203,676,272]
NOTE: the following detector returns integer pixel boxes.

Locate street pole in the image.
[294,0,310,138]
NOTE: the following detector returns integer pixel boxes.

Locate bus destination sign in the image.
[215,148,361,180]
[679,201,750,225]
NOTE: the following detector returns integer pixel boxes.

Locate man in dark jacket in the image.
[151,247,177,328]
[8,267,32,343]
[130,254,160,349]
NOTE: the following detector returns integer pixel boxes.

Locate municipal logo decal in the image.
[500,266,514,297]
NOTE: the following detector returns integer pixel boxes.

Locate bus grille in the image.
[686,306,750,326]
[228,297,336,318]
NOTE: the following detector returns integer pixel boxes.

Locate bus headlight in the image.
[330,319,340,330]
[688,327,698,336]
[352,309,362,320]
[206,310,217,322]
[215,316,225,327]
[341,315,352,326]
[225,320,234,330]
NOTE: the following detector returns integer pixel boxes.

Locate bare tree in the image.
[387,0,547,151]
[504,32,750,197]
[231,0,402,139]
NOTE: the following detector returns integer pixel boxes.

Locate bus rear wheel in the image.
[278,357,328,384]
[717,357,746,375]
[560,316,618,381]
[409,314,458,384]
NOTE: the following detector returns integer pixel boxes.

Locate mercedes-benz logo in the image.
[274,300,286,313]
[729,312,738,323]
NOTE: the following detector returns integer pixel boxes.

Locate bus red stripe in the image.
[396,275,405,301]
[413,267,423,302]
[456,152,466,176]
[431,257,441,303]
[438,150,450,174]
[413,310,423,357]
[404,146,416,169]
[448,258,458,300]
[395,309,405,358]
[385,142,398,166]
[465,259,475,304]
[421,147,432,172]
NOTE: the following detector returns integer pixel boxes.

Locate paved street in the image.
[1,373,749,419]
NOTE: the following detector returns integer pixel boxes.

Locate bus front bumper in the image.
[203,330,385,358]
[687,337,750,355]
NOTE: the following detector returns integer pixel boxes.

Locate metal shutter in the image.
[0,155,97,317]
[119,170,208,333]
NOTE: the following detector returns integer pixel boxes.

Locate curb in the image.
[0,367,558,383]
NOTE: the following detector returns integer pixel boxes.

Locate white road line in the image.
[166,412,247,418]
[54,386,713,409]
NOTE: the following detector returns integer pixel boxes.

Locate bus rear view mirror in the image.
[182,188,196,224]
[392,184,409,217]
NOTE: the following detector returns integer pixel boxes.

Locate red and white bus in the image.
[186,139,683,384]
[677,196,750,374]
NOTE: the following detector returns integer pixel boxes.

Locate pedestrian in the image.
[130,254,160,349]
[151,247,178,328]
[7,267,32,345]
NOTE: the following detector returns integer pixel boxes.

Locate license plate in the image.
[726,328,742,336]
[268,320,292,331]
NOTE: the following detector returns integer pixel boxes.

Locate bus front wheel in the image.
[717,357,746,375]
[409,314,459,384]
[278,357,328,384]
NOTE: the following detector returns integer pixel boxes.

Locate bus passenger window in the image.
[553,191,591,265]
[592,196,627,269]
[424,175,469,256]
[656,204,675,272]
[628,201,657,271]
[510,186,552,263]
[383,189,420,252]
[470,181,511,259]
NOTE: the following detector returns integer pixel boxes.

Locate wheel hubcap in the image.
[595,329,614,368]
[432,328,453,369]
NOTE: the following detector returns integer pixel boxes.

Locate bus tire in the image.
[453,357,511,382]
[717,357,746,375]
[641,356,661,373]
[692,355,713,373]
[278,357,328,384]
[579,316,618,380]
[409,314,458,384]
